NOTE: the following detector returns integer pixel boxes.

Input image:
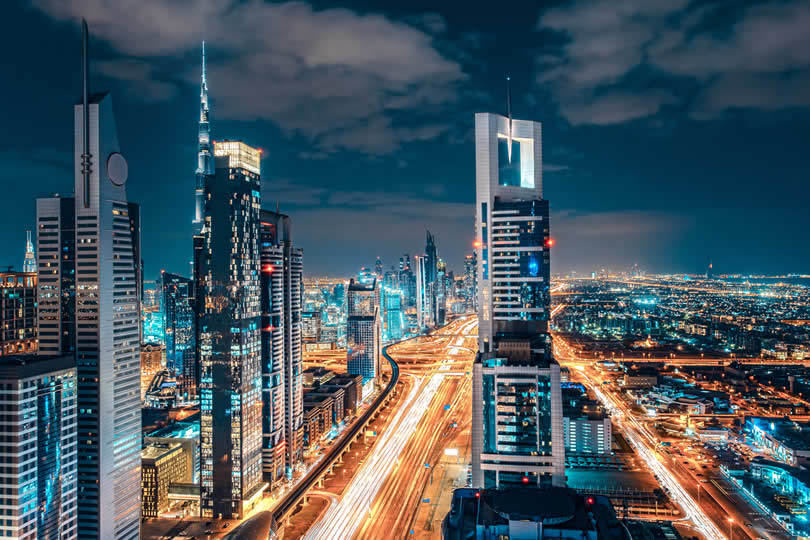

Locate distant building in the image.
[302,311,321,341]
[746,416,810,466]
[22,230,36,273]
[0,354,77,539]
[141,343,164,399]
[347,278,381,381]
[141,442,190,518]
[0,271,37,356]
[162,272,196,400]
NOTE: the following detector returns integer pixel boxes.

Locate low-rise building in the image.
[141,442,191,518]
[0,271,37,356]
[746,416,810,466]
[303,395,334,448]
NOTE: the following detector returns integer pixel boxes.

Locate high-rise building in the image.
[436,258,447,326]
[193,42,212,237]
[471,110,564,489]
[414,255,433,329]
[259,209,304,483]
[375,256,383,279]
[346,278,381,381]
[0,271,37,356]
[425,231,438,324]
[141,343,164,400]
[199,140,265,519]
[463,253,477,312]
[36,195,75,357]
[34,22,142,538]
[0,354,78,540]
[382,286,404,341]
[161,272,196,400]
[23,230,36,273]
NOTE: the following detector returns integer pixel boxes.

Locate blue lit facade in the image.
[472,112,564,489]
[0,354,77,540]
[382,287,404,341]
[162,272,196,400]
[199,143,264,519]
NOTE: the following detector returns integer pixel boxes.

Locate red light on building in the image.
[586,496,595,506]
[522,476,529,484]
[473,240,483,249]
[262,264,274,273]
[546,238,555,248]
[474,491,480,499]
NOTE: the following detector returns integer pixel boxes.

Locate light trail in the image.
[577,366,727,539]
[305,372,445,539]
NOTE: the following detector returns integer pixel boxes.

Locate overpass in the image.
[268,341,401,529]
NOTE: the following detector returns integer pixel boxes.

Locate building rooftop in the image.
[0,354,75,380]
[146,419,201,440]
[141,442,182,463]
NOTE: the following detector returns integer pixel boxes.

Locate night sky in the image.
[2,0,810,279]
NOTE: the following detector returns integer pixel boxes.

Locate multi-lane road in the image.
[304,316,477,539]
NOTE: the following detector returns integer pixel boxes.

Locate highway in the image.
[269,334,401,525]
[304,317,477,539]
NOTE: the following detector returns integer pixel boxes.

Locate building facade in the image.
[0,355,78,540]
[199,141,265,519]
[472,112,564,489]
[258,209,304,484]
[141,442,190,518]
[0,272,37,356]
[346,278,381,381]
[161,272,196,400]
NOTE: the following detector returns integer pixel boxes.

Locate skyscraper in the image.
[199,141,264,518]
[0,354,78,539]
[346,278,381,381]
[414,255,432,329]
[162,272,196,400]
[1,271,37,356]
[425,230,438,324]
[436,258,447,326]
[259,209,304,483]
[23,230,36,273]
[34,22,143,538]
[471,110,564,489]
[464,253,477,312]
[193,42,213,237]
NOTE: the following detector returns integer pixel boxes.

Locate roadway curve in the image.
[270,341,401,525]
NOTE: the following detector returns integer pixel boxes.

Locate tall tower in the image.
[22,231,36,273]
[37,20,142,538]
[199,141,265,518]
[194,41,213,236]
[471,109,564,489]
[259,209,304,483]
[346,278,381,381]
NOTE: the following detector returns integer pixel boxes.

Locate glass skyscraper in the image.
[0,354,77,540]
[346,278,381,381]
[161,272,196,400]
[199,141,265,519]
[471,112,565,489]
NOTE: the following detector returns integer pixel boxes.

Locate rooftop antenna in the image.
[201,40,206,86]
[506,76,513,163]
[81,19,92,208]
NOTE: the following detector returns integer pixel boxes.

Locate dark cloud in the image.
[537,0,810,124]
[34,0,467,154]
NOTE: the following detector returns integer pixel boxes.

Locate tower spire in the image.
[202,40,206,86]
[23,231,36,273]
[194,40,213,234]
[506,76,513,163]
[81,19,92,208]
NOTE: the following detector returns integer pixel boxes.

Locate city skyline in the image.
[4,1,810,277]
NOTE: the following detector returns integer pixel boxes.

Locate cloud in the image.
[96,59,178,101]
[537,0,810,124]
[34,0,467,154]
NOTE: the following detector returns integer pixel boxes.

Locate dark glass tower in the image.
[162,272,196,400]
[199,141,264,519]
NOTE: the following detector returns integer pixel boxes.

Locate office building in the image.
[425,231,439,325]
[1,271,37,356]
[0,355,78,540]
[471,111,564,489]
[22,231,36,273]
[436,258,447,326]
[464,253,477,312]
[162,272,196,400]
[258,209,304,483]
[141,343,164,399]
[199,140,264,519]
[144,420,201,485]
[35,195,75,357]
[346,278,381,381]
[302,311,321,341]
[34,23,142,538]
[415,255,432,330]
[383,287,404,341]
[141,442,190,518]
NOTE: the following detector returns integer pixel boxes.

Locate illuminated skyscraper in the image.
[436,258,447,326]
[346,278,381,381]
[199,141,264,518]
[23,230,36,273]
[1,272,37,356]
[414,255,432,329]
[259,209,304,483]
[464,253,477,312]
[162,272,196,400]
[33,22,143,538]
[194,42,213,236]
[471,110,564,489]
[425,231,438,324]
[0,354,78,539]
